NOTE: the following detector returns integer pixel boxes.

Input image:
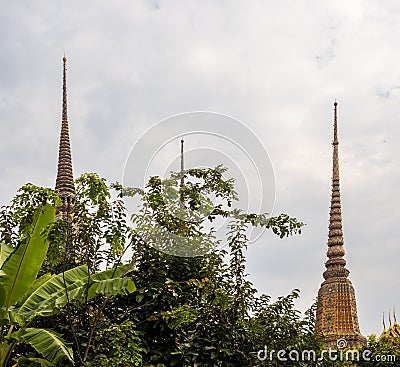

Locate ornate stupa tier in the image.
[315,101,366,348]
[327,245,345,258]
[316,279,365,349]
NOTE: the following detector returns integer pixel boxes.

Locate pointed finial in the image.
[180,137,185,188]
[331,100,339,181]
[394,306,398,324]
[62,56,68,121]
[333,100,338,145]
[389,309,392,326]
[383,312,387,332]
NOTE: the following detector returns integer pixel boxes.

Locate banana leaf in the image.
[0,205,54,312]
[0,243,13,267]
[12,328,73,365]
[17,265,135,323]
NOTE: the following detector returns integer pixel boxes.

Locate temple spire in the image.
[180,137,185,188]
[55,56,75,215]
[315,101,366,348]
[323,100,349,281]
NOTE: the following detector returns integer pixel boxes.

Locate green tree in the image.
[357,334,400,366]
[0,198,135,366]
[1,167,332,366]
[104,166,325,366]
[0,205,72,367]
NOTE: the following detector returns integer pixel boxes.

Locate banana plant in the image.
[0,205,136,366]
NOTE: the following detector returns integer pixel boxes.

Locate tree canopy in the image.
[1,167,390,366]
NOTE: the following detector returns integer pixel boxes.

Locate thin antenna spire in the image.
[62,56,68,121]
[55,56,75,215]
[180,137,185,188]
[333,100,338,146]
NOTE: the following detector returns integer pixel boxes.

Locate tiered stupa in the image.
[315,101,367,349]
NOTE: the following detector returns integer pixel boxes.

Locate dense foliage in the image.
[2,167,395,366]
[0,199,135,367]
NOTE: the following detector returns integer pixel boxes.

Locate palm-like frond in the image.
[12,328,73,365]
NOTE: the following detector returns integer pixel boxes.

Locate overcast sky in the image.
[1,0,399,337]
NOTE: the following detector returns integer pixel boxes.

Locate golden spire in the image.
[55,56,75,215]
[381,308,400,339]
[323,101,349,280]
[383,312,387,333]
[387,309,400,338]
[315,101,366,348]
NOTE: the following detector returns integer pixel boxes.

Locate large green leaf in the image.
[49,266,136,306]
[17,265,89,322]
[0,243,10,308]
[0,243,13,267]
[90,263,133,281]
[8,274,56,324]
[87,277,136,299]
[20,274,55,304]
[17,265,136,323]
[12,328,73,365]
[0,205,55,310]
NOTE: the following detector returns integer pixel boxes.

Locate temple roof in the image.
[381,309,400,339]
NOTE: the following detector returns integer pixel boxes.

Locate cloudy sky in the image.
[1,0,399,336]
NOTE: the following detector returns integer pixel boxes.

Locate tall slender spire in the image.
[315,101,366,349]
[180,137,185,188]
[322,100,349,281]
[55,56,75,215]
